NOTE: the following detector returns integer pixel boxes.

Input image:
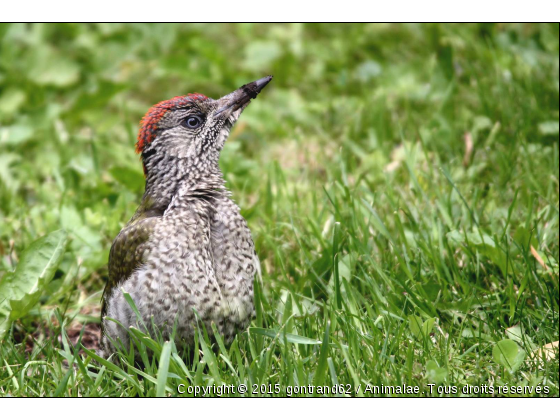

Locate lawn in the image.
[0,23,558,397]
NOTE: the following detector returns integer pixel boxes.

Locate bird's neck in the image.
[137,154,226,219]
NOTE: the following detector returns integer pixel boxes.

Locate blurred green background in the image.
[0,23,558,396]
[1,23,557,272]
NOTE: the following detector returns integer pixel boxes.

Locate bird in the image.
[100,76,272,357]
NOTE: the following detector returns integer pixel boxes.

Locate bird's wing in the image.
[102,216,159,316]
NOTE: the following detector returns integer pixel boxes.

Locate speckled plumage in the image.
[101,77,272,356]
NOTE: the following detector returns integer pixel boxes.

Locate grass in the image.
[0,23,558,397]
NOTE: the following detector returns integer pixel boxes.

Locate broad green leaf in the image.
[505,325,523,344]
[409,315,435,340]
[0,318,10,339]
[0,125,34,145]
[447,229,509,276]
[408,315,423,338]
[513,226,538,251]
[425,360,448,384]
[461,328,493,342]
[0,229,69,337]
[422,318,436,336]
[9,289,42,319]
[28,54,80,87]
[472,115,493,133]
[0,153,20,191]
[338,257,352,281]
[0,88,26,115]
[60,205,102,252]
[506,324,536,351]
[493,339,526,373]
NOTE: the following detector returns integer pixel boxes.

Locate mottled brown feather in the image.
[102,215,159,316]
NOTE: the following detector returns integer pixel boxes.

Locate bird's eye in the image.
[183,115,203,129]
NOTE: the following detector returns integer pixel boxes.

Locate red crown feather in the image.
[136,93,208,154]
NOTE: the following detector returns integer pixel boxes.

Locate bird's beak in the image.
[214,75,272,118]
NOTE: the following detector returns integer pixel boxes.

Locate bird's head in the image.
[136,76,272,179]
